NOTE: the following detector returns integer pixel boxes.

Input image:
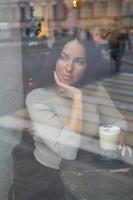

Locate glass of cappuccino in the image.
[99,125,120,159]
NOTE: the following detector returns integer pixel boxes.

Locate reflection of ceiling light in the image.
[73,0,78,8]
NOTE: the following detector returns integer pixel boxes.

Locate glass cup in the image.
[99,125,120,159]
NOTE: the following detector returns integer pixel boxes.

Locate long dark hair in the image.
[37,35,103,88]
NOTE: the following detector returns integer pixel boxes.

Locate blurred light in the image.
[73,0,78,8]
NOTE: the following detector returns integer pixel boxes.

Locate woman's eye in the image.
[75,59,86,66]
[59,54,68,61]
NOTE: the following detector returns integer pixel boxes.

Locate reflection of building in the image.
[19,0,133,37]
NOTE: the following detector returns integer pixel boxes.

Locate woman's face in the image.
[55,40,87,86]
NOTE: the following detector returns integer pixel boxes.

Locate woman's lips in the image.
[62,75,73,80]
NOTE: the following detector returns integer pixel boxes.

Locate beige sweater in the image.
[26,83,127,169]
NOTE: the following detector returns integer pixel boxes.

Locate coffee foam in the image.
[99,125,120,135]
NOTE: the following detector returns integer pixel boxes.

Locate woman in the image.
[13,35,129,200]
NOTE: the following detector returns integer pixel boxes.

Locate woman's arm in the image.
[98,84,132,157]
[66,92,83,134]
[54,72,83,134]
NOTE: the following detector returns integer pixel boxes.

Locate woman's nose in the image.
[66,60,73,72]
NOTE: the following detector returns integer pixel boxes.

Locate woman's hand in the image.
[119,131,132,158]
[119,144,132,158]
[54,71,82,99]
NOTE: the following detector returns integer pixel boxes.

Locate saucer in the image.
[99,151,118,161]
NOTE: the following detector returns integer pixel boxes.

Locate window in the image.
[81,2,93,18]
[20,6,25,21]
[53,3,66,20]
[101,2,107,17]
[127,2,133,15]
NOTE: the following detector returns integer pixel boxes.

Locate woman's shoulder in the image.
[83,82,101,91]
[90,82,109,95]
[26,88,54,106]
[82,82,109,99]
